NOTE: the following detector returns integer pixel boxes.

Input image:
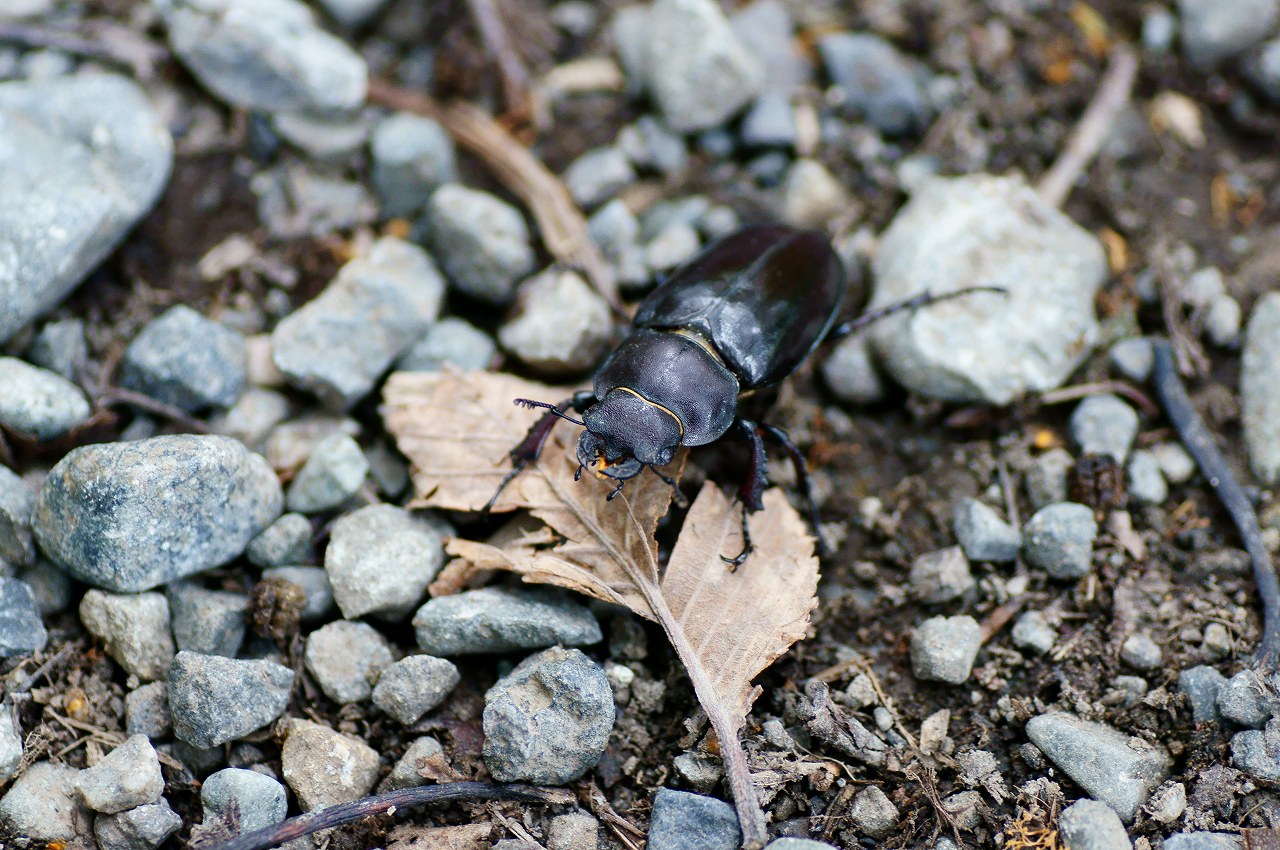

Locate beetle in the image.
[484,223,994,564]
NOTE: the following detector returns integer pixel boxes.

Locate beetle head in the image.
[577,389,681,481]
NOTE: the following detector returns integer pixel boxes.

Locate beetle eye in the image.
[656,449,673,466]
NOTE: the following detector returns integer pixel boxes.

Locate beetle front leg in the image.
[481,391,596,514]
[722,418,768,567]
[760,422,831,557]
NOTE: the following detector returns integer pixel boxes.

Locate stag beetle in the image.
[485,223,994,563]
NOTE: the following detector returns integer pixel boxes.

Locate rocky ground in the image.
[2,1,1280,849]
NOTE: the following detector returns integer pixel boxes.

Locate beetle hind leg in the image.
[760,422,832,557]
[722,419,768,567]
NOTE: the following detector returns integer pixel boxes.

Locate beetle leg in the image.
[722,419,768,567]
[481,393,595,515]
[830,285,1009,338]
[759,422,831,557]
[605,479,626,501]
[647,466,689,508]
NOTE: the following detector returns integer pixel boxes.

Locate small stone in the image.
[1120,633,1163,670]
[15,558,71,615]
[370,112,457,218]
[483,647,614,783]
[285,433,368,513]
[1127,450,1168,506]
[1203,622,1233,659]
[210,387,292,451]
[316,0,387,27]
[26,318,87,381]
[498,268,613,375]
[272,108,372,161]
[1011,610,1056,655]
[1180,665,1227,724]
[548,811,599,850]
[260,566,333,621]
[35,434,283,593]
[1109,337,1154,382]
[953,499,1021,562]
[395,317,496,372]
[166,582,248,657]
[253,164,376,239]
[200,768,287,835]
[0,357,91,440]
[0,760,88,843]
[272,237,445,410]
[168,651,294,748]
[1177,0,1279,70]
[908,546,973,603]
[588,199,640,265]
[1234,716,1280,782]
[0,703,21,782]
[763,841,838,850]
[1143,7,1179,54]
[819,32,929,136]
[646,789,740,850]
[93,799,182,850]
[0,577,46,657]
[1057,799,1132,850]
[844,673,877,708]
[739,89,796,148]
[365,438,409,498]
[1217,669,1280,728]
[80,590,174,680]
[1242,292,1280,485]
[421,183,535,305]
[1164,833,1243,850]
[125,682,171,739]
[1246,39,1280,103]
[563,146,636,208]
[1205,294,1243,348]
[620,116,689,175]
[673,751,722,792]
[0,466,35,568]
[1025,713,1172,822]
[1151,442,1197,484]
[1069,394,1139,462]
[413,586,602,655]
[371,654,461,724]
[303,620,394,704]
[380,736,445,791]
[1145,781,1187,825]
[326,504,447,619]
[281,719,381,811]
[75,735,164,814]
[910,615,981,684]
[781,159,854,230]
[120,306,248,413]
[645,224,701,273]
[1022,502,1098,579]
[246,513,313,568]
[154,0,367,114]
[848,785,899,840]
[821,332,885,404]
[1027,448,1074,509]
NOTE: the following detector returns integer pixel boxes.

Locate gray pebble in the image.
[1145,781,1187,824]
[120,305,248,413]
[272,237,445,410]
[548,810,600,850]
[1177,0,1279,70]
[611,5,652,95]
[739,89,796,148]
[616,116,688,175]
[953,499,1021,563]
[910,615,981,684]
[154,0,367,114]
[210,387,292,452]
[1164,834,1244,850]
[395,317,496,372]
[1245,39,1280,103]
[1109,337,1154,382]
[370,112,457,219]
[285,433,368,513]
[0,465,36,568]
[0,357,91,440]
[1011,610,1056,655]
[1057,798,1132,850]
[1143,7,1179,54]
[261,566,333,621]
[125,682,171,740]
[252,163,377,239]
[1205,294,1242,348]
[1127,450,1168,506]
[819,32,929,136]
[849,785,899,839]
[316,0,387,27]
[672,752,722,792]
[1026,447,1074,509]
[272,108,372,161]
[644,224,702,273]
[729,0,808,92]
[909,546,973,603]
[1184,268,1226,309]
[325,504,447,619]
[869,175,1105,405]
[246,513,313,568]
[27,318,87,381]
[413,586,602,655]
[93,799,182,850]
[1217,669,1280,728]
[365,439,409,498]
[641,196,710,239]
[781,158,851,229]
[0,703,20,783]
[168,651,294,748]
[303,620,394,704]
[0,74,171,346]
[1203,623,1232,659]
[1022,502,1098,580]
[281,719,380,811]
[0,577,45,657]
[166,582,248,657]
[498,268,613,375]
[821,332,886,405]
[1069,394,1139,462]
[698,205,740,239]
[380,735,444,791]
[1180,665,1227,724]
[1151,441,1196,484]
[201,768,287,836]
[0,760,88,843]
[1242,292,1280,485]
[563,146,636,208]
[1234,717,1280,781]
[763,841,838,850]
[588,199,641,264]
[1120,633,1163,670]
[421,183,535,305]
[75,734,164,814]
[36,435,282,593]
[647,788,740,850]
[484,646,614,783]
[80,590,174,680]
[1024,713,1172,822]
[16,558,71,616]
[371,654,460,724]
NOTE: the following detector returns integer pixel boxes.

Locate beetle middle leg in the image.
[759,422,832,557]
[722,418,768,567]
[482,390,596,514]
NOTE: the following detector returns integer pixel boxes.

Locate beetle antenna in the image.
[830,285,1009,338]
[647,466,689,508]
[605,479,625,501]
[513,398,585,426]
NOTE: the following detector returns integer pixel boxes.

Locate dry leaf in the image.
[383,369,821,849]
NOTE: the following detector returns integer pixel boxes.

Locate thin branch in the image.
[0,20,168,79]
[465,0,533,118]
[1036,44,1139,208]
[1037,380,1159,417]
[95,387,212,434]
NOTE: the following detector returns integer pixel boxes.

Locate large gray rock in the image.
[0,358,91,440]
[167,651,294,748]
[154,0,367,114]
[34,435,283,592]
[413,586,602,655]
[325,504,447,619]
[1178,0,1279,69]
[120,305,248,413]
[420,184,535,304]
[0,74,171,345]
[868,174,1106,405]
[1243,292,1280,486]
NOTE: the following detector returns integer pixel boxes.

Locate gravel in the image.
[154,0,367,114]
[952,499,1021,562]
[1217,669,1280,728]
[868,174,1105,405]
[738,89,796,149]
[285,433,368,513]
[1151,441,1197,484]
[93,799,183,850]
[483,646,615,784]
[370,112,457,218]
[0,577,46,657]
[245,512,313,568]
[79,590,174,680]
[763,841,837,850]
[1127,450,1169,506]
[849,785,900,839]
[563,145,636,208]
[125,682,171,740]
[166,582,248,657]
[395,317,497,372]
[200,768,287,836]
[414,586,602,655]
[120,306,248,413]
[0,357,92,440]
[1232,717,1280,781]
[420,183,535,304]
[280,719,381,811]
[371,654,461,725]
[1120,633,1163,670]
[16,558,71,616]
[908,546,974,603]
[910,615,981,683]
[0,74,171,345]
[1022,502,1098,579]
[0,703,21,783]
[380,735,444,791]
[547,811,600,850]
[1179,665,1227,724]
[167,651,294,748]
[1011,610,1056,655]
[0,760,88,843]
[303,620,394,704]
[1025,713,1172,822]
[1026,448,1074,509]
[27,318,87,381]
[1205,294,1243,347]
[1242,292,1280,485]
[820,332,887,405]
[1164,834,1244,850]
[498,268,613,375]
[260,565,334,620]
[1145,782,1188,825]
[75,734,164,814]
[1177,0,1279,69]
[210,388,293,453]
[1069,394,1140,462]
[271,236,445,410]
[325,504,447,619]
[1057,799,1132,850]
[781,159,855,229]
[644,224,701,271]
[646,789,740,850]
[818,32,930,136]
[1109,337,1154,382]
